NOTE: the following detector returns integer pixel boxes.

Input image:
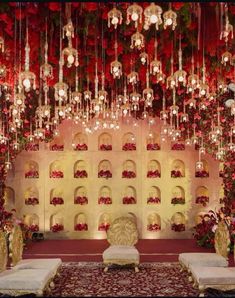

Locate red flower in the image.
[172,2,184,10]
[48,2,61,11]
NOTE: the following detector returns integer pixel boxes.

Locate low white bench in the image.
[189,265,235,296]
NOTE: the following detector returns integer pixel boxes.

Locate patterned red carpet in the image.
[46,262,199,297]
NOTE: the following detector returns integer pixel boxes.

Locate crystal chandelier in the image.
[163,4,177,30]
[108,7,123,29]
[150,40,162,75]
[130,31,144,50]
[143,71,154,107]
[198,54,209,97]
[187,56,199,93]
[127,71,139,85]
[40,22,53,80]
[19,27,36,92]
[174,37,187,87]
[110,41,122,79]
[140,52,148,65]
[144,3,162,30]
[220,8,233,43]
[62,20,78,68]
[126,3,143,28]
[221,51,232,65]
[166,55,176,89]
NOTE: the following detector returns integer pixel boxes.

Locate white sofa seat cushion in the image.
[0,269,51,291]
[179,253,228,269]
[14,258,62,275]
[103,245,139,262]
[190,265,235,285]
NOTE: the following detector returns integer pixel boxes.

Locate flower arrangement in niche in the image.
[146,143,160,150]
[123,196,136,204]
[122,170,136,178]
[171,170,183,178]
[51,223,64,233]
[147,197,161,204]
[25,170,39,178]
[195,170,209,178]
[122,143,136,151]
[196,196,209,207]
[219,170,224,178]
[74,223,88,231]
[171,197,185,205]
[50,170,63,178]
[50,144,64,151]
[25,143,39,151]
[99,144,112,151]
[50,197,64,206]
[98,197,112,205]
[25,197,39,205]
[171,143,185,150]
[74,170,88,178]
[74,196,88,205]
[147,223,161,231]
[74,143,88,151]
[147,169,161,178]
[98,170,112,179]
[98,222,110,231]
[28,224,39,232]
[171,223,185,232]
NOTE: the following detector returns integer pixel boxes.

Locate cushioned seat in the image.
[103,245,139,263]
[179,253,228,269]
[189,265,235,296]
[0,268,52,295]
[14,258,62,277]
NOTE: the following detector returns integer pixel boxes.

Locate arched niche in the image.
[171,186,185,205]
[50,136,64,151]
[147,186,161,204]
[74,213,88,231]
[171,212,186,232]
[98,212,111,231]
[50,188,64,206]
[147,160,161,178]
[3,187,15,206]
[74,160,88,178]
[72,132,88,151]
[25,160,39,178]
[98,186,112,205]
[74,186,88,205]
[24,186,39,205]
[24,213,39,232]
[195,159,209,177]
[122,160,136,178]
[122,132,136,150]
[147,213,161,231]
[98,160,112,178]
[171,159,185,178]
[195,186,209,206]
[98,132,112,150]
[146,132,160,150]
[123,186,136,204]
[219,162,224,178]
[49,160,64,178]
[194,212,207,225]
[50,213,64,232]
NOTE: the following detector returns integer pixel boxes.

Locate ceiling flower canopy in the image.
[0,2,234,179]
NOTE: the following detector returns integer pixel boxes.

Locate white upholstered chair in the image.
[179,221,230,272]
[102,216,140,272]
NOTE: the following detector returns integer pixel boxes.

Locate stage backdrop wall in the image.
[4,118,223,239]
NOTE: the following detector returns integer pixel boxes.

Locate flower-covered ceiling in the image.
[0,2,235,172]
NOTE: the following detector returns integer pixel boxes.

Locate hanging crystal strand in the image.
[40,18,53,80]
[199,47,209,98]
[166,49,176,89]
[174,34,187,87]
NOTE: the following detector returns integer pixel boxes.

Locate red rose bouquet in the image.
[74,223,88,231]
[171,223,185,232]
[147,197,161,204]
[122,143,136,151]
[147,223,161,231]
[74,170,88,178]
[25,170,39,178]
[98,223,110,231]
[171,170,183,178]
[195,170,209,178]
[146,143,160,151]
[50,197,64,206]
[123,196,136,204]
[50,170,63,178]
[28,224,39,232]
[51,223,64,232]
[74,143,88,151]
[98,197,112,204]
[99,144,112,151]
[196,196,209,207]
[171,143,185,150]
[74,196,88,205]
[25,197,39,205]
[147,170,161,178]
[25,143,39,151]
[122,170,136,178]
[98,170,112,179]
[171,197,185,205]
[50,144,64,151]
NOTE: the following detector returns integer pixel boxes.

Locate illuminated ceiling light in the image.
[130,31,145,50]
[144,2,162,30]
[126,3,143,28]
[127,71,139,85]
[163,7,177,30]
[221,51,232,65]
[108,7,123,29]
[140,52,148,65]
